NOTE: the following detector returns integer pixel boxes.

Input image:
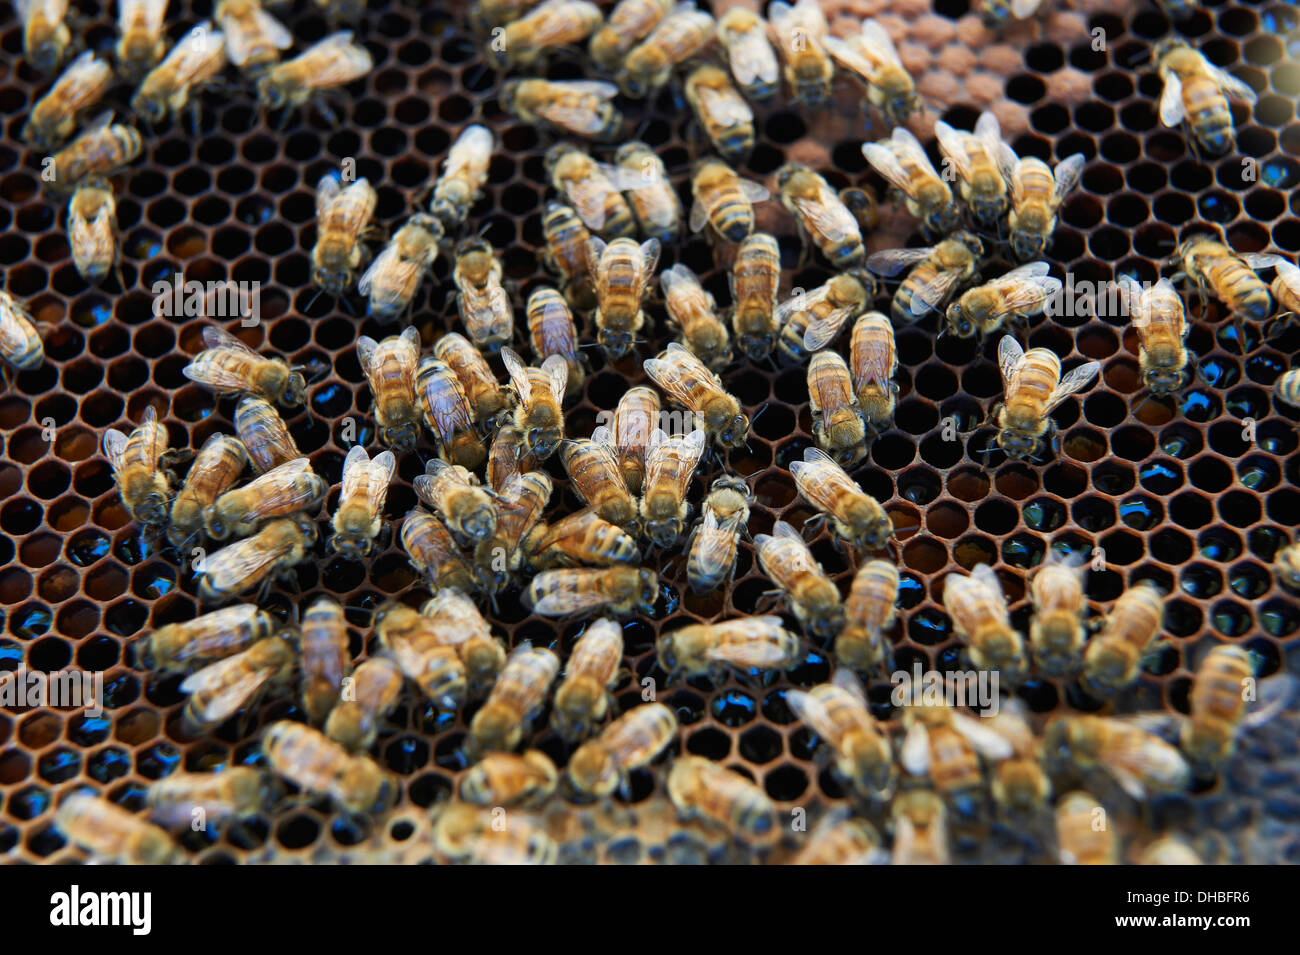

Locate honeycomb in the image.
[2,0,1300,864]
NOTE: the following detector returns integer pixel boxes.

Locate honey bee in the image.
[836,558,898,672]
[606,386,659,495]
[848,312,898,437]
[768,0,833,108]
[788,668,892,797]
[46,111,143,197]
[262,721,397,814]
[806,351,868,468]
[946,262,1061,341]
[235,395,300,473]
[526,287,585,399]
[551,617,624,741]
[452,238,514,351]
[891,789,950,865]
[473,472,552,591]
[689,158,770,244]
[823,18,917,126]
[433,332,511,432]
[619,2,715,98]
[657,615,800,683]
[1262,256,1300,330]
[414,459,498,545]
[1028,551,1088,677]
[18,0,70,73]
[777,272,873,362]
[985,700,1051,818]
[524,508,640,570]
[1275,539,1300,590]
[545,144,638,239]
[298,596,352,725]
[205,457,327,541]
[216,0,292,74]
[1138,836,1202,865]
[1170,236,1273,347]
[486,425,538,492]
[934,111,1009,227]
[684,64,755,162]
[374,601,468,710]
[791,447,892,550]
[183,325,307,407]
[137,603,275,675]
[792,809,885,865]
[1054,791,1116,865]
[490,0,602,69]
[841,186,880,236]
[589,235,660,359]
[401,508,477,593]
[1180,645,1296,772]
[55,792,178,865]
[196,515,316,604]
[942,564,1026,680]
[432,803,557,865]
[861,126,961,238]
[23,51,113,151]
[716,7,779,102]
[637,428,705,549]
[898,699,1013,805]
[467,643,561,754]
[179,636,294,731]
[1155,39,1257,156]
[660,264,731,371]
[729,233,781,361]
[613,141,682,246]
[502,347,568,459]
[146,767,269,830]
[753,520,844,640]
[567,702,678,797]
[68,180,119,286]
[686,475,750,593]
[667,755,776,840]
[104,404,178,531]
[358,214,442,324]
[994,336,1101,461]
[540,201,597,310]
[589,0,670,69]
[131,21,227,124]
[116,0,169,81]
[256,31,373,117]
[324,656,403,751]
[523,567,659,618]
[778,165,864,271]
[459,751,558,807]
[502,78,623,142]
[0,291,42,375]
[1081,582,1165,695]
[429,124,494,232]
[357,327,420,454]
[644,342,750,450]
[420,589,508,696]
[867,233,984,326]
[312,174,377,297]
[329,445,396,559]
[999,148,1084,262]
[1043,716,1190,800]
[415,356,488,470]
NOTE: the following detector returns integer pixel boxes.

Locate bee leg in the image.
[754,589,784,615]
[800,512,826,540]
[1232,314,1251,354]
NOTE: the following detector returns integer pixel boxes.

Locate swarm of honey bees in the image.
[8,0,1300,866]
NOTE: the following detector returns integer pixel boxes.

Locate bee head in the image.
[256,75,285,109]
[927,203,962,236]
[717,412,750,449]
[567,742,617,797]
[383,423,419,455]
[945,304,975,338]
[596,327,632,359]
[461,502,497,543]
[132,92,167,125]
[527,426,561,460]
[996,428,1038,461]
[282,371,308,407]
[643,517,681,549]
[1144,367,1184,395]
[738,332,775,361]
[884,92,918,127]
[1011,230,1047,263]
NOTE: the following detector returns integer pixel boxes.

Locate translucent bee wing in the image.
[861,142,912,192]
[933,120,974,182]
[1113,274,1145,323]
[541,353,569,400]
[1158,72,1186,127]
[333,179,376,236]
[1205,61,1258,103]
[1000,261,1052,281]
[1241,673,1298,730]
[357,244,397,297]
[739,178,771,203]
[696,84,750,127]
[223,6,292,67]
[538,99,613,137]
[1011,0,1042,18]
[1273,259,1300,297]
[639,238,661,276]
[1051,153,1086,204]
[589,425,616,455]
[786,687,837,740]
[1045,361,1101,413]
[858,18,904,67]
[909,268,963,315]
[180,652,272,698]
[950,712,1016,760]
[831,666,867,703]
[997,335,1026,390]
[297,31,373,90]
[995,141,1019,185]
[969,563,1006,602]
[500,347,533,404]
[899,722,931,776]
[726,30,778,87]
[557,79,619,99]
[316,174,342,216]
[866,246,935,277]
[802,304,854,353]
[524,571,605,615]
[584,235,608,272]
[102,429,130,477]
[973,110,1002,151]
[772,519,804,545]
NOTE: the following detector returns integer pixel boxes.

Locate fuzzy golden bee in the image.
[540,201,598,310]
[357,327,421,454]
[1263,256,1300,329]
[545,144,637,239]
[523,566,659,618]
[777,163,865,272]
[942,564,1026,680]
[994,336,1101,461]
[104,404,180,531]
[1275,538,1300,590]
[46,111,143,197]
[806,351,869,468]
[715,7,778,101]
[205,456,326,541]
[216,0,293,74]
[131,20,227,124]
[115,0,168,80]
[551,617,624,741]
[606,385,660,495]
[753,520,844,640]
[18,0,71,73]
[311,174,377,297]
[934,110,1010,227]
[861,126,961,237]
[467,643,561,755]
[729,233,781,361]
[146,767,269,830]
[999,147,1084,262]
[1081,581,1165,695]
[401,508,476,593]
[1155,39,1257,156]
[502,347,568,459]
[329,445,397,558]
[985,700,1051,818]
[1170,235,1273,346]
[137,603,276,675]
[946,262,1061,341]
[824,18,918,126]
[414,459,498,545]
[23,51,113,151]
[184,325,308,407]
[768,0,833,107]
[452,238,514,351]
[644,342,750,450]
[432,803,557,864]
[1111,275,1191,396]
[1138,837,1203,865]
[358,213,442,323]
[524,507,639,570]
[657,615,800,683]
[418,590,508,696]
[619,2,715,98]
[567,702,678,797]
[486,424,538,492]
[297,596,352,726]
[792,810,884,865]
[55,792,177,865]
[899,699,1014,804]
[1054,791,1116,865]
[837,558,898,672]
[866,232,985,326]
[526,287,585,399]
[0,291,42,375]
[459,751,558,807]
[687,475,750,593]
[667,755,776,840]
[777,272,873,362]
[684,64,755,162]
[589,0,672,71]
[433,332,511,432]
[1028,551,1088,677]
[503,78,623,141]
[848,311,898,437]
[180,636,294,731]
[791,447,892,551]
[67,180,119,286]
[637,427,705,548]
[473,472,552,591]
[689,158,770,244]
[235,395,301,473]
[589,235,660,359]
[891,789,950,865]
[489,0,602,69]
[614,141,682,245]
[415,355,488,470]
[468,0,542,30]
[429,124,494,231]
[1181,645,1294,772]
[256,31,373,116]
[661,264,731,371]
[324,656,403,751]
[262,721,397,814]
[1043,715,1190,801]
[374,600,469,710]
[196,516,316,604]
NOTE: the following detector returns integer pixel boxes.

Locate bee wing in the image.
[570,184,612,233]
[120,0,169,33]
[1051,153,1086,204]
[739,178,771,203]
[995,141,1019,186]
[1158,72,1186,127]
[1272,258,1300,297]
[541,353,569,401]
[334,179,376,235]
[659,262,696,299]
[169,22,226,83]
[179,651,272,697]
[1044,361,1101,413]
[861,142,913,193]
[1100,723,1189,800]
[1205,62,1258,103]
[908,268,963,316]
[500,347,533,404]
[933,121,974,182]
[772,519,808,547]
[1010,0,1043,17]
[589,424,617,457]
[355,335,379,377]
[992,272,1060,313]
[726,30,779,87]
[1241,673,1299,730]
[858,18,904,68]
[974,110,1003,153]
[790,0,828,34]
[200,325,258,357]
[793,188,859,242]
[224,6,293,67]
[696,84,750,127]
[240,458,319,519]
[899,722,931,776]
[639,238,662,277]
[704,635,795,669]
[790,446,846,508]
[299,31,373,90]
[524,571,605,615]
[688,198,710,234]
[357,244,397,297]
[691,509,737,578]
[853,334,895,391]
[997,335,1026,390]
[786,688,838,741]
[802,301,856,353]
[865,247,935,277]
[950,712,1016,761]
[649,428,706,499]
[102,429,130,478]
[1114,274,1146,324]
[823,35,877,81]
[538,100,615,137]
[316,174,342,216]
[831,666,868,702]
[420,367,476,440]
[970,563,1006,603]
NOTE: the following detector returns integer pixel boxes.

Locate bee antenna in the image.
[304,287,326,313]
[1126,47,1153,68]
